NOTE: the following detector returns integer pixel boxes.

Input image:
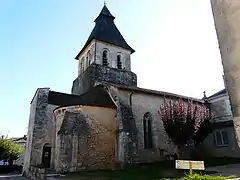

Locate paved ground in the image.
[206,164,240,178]
[0,174,26,179]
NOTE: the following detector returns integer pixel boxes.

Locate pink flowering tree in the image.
[159,98,212,156]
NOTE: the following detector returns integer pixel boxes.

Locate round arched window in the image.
[117,55,122,69]
[102,50,108,66]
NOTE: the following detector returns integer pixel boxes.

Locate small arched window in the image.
[81,57,85,72]
[79,61,83,74]
[117,55,122,69]
[102,50,108,66]
[87,50,91,66]
[86,56,89,68]
[143,112,153,149]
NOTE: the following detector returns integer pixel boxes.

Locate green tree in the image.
[0,136,22,165]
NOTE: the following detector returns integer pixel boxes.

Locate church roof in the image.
[75,5,135,59]
[109,84,204,103]
[208,88,226,98]
[96,5,115,19]
[48,87,115,108]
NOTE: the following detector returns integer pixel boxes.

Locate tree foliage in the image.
[159,98,212,147]
[0,136,22,164]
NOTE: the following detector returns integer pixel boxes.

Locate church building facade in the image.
[23,5,205,174]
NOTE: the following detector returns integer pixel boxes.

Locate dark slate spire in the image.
[94,4,115,21]
[75,5,135,59]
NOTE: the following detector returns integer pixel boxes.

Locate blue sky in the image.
[0,0,223,137]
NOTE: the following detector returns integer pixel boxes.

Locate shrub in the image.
[182,174,230,180]
[159,98,212,148]
[160,174,233,180]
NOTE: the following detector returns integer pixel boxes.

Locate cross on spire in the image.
[104,0,106,6]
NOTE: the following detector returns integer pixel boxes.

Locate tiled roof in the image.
[208,89,227,98]
[75,5,135,59]
[48,86,115,108]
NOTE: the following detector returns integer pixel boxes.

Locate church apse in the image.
[53,105,117,172]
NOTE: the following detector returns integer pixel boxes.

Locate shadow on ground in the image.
[56,162,218,180]
[0,174,26,180]
[206,163,240,178]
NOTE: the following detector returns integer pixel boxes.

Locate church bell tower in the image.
[72,4,137,95]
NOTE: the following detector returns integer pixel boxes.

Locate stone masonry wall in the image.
[53,105,116,172]
[202,127,240,158]
[94,41,132,71]
[108,86,203,163]
[209,95,233,122]
[23,88,45,175]
[23,88,58,176]
[124,90,177,162]
[31,103,57,168]
[71,64,137,96]
[202,93,240,158]
[211,0,240,148]
[77,40,132,76]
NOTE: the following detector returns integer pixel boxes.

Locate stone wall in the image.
[31,102,57,168]
[77,40,96,75]
[120,89,177,162]
[202,127,240,158]
[53,105,116,172]
[23,88,58,175]
[209,94,233,122]
[77,40,132,75]
[23,88,49,174]
[106,86,201,164]
[27,166,46,180]
[94,41,132,71]
[201,92,240,157]
[71,64,137,96]
[211,0,240,148]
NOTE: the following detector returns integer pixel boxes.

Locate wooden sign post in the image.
[175,160,205,175]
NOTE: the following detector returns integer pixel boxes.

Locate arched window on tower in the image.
[143,112,153,149]
[87,50,91,66]
[86,55,89,69]
[117,55,122,69]
[102,50,108,66]
[81,57,85,72]
[79,61,83,74]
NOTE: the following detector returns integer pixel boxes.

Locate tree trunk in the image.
[8,159,13,166]
[178,143,194,160]
[210,0,240,150]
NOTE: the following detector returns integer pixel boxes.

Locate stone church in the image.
[23,5,205,174]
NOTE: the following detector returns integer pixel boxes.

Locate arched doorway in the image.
[42,143,51,168]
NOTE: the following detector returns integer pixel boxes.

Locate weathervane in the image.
[104,0,106,6]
